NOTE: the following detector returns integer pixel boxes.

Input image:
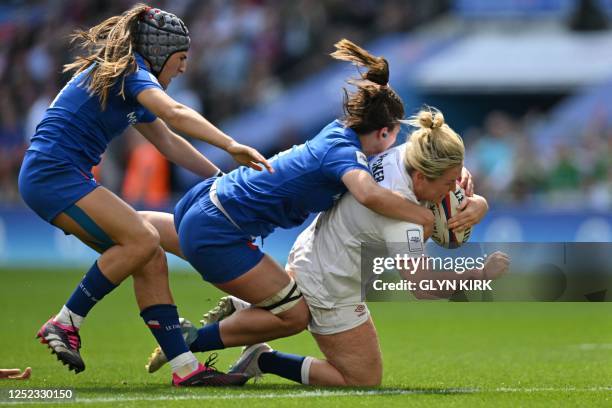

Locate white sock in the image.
[53,305,84,328]
[170,351,199,377]
[301,356,314,385]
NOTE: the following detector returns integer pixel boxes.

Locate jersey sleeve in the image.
[380,220,425,258]
[124,67,163,100]
[124,68,162,123]
[320,139,371,182]
[135,105,157,123]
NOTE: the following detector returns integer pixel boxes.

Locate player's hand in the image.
[419,206,435,239]
[459,167,474,196]
[448,195,488,232]
[0,367,31,380]
[226,142,274,173]
[482,251,510,280]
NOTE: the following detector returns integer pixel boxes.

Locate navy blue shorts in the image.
[174,177,265,284]
[18,150,100,223]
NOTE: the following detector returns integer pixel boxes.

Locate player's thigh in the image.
[215,254,310,320]
[215,254,293,303]
[312,317,382,386]
[139,210,183,258]
[53,212,106,253]
[52,187,158,248]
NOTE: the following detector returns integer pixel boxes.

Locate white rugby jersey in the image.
[287,143,426,308]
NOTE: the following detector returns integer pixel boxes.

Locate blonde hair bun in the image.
[417,109,445,130]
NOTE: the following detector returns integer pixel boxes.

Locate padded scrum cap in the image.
[134,7,190,77]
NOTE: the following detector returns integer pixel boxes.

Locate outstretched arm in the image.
[137,88,272,172]
[135,120,220,179]
[342,169,434,235]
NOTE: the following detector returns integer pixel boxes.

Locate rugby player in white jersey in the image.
[145,108,509,386]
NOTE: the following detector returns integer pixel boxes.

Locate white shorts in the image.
[306,302,370,335]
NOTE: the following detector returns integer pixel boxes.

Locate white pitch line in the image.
[0,389,472,405]
[73,388,471,404]
[1,387,611,405]
[495,387,612,393]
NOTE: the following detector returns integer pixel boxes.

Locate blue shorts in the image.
[18,150,100,223]
[174,177,265,284]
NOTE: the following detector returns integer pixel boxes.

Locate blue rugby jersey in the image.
[215,120,371,238]
[28,53,162,171]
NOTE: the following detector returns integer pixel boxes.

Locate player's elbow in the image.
[159,103,187,127]
[480,195,489,212]
[474,194,489,213]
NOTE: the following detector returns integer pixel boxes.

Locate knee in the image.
[344,373,382,387]
[129,222,161,262]
[149,246,168,271]
[133,246,168,280]
[343,362,382,387]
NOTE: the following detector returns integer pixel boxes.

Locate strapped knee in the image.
[255,280,303,315]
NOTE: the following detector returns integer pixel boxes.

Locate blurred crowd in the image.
[464,110,611,211]
[0,0,446,207]
[0,0,609,211]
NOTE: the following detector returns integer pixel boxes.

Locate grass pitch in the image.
[1,268,611,407]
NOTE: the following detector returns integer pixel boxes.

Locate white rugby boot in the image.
[228,343,273,381]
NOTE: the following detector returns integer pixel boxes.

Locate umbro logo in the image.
[354,304,366,317]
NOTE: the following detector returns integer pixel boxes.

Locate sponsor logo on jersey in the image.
[407,229,423,252]
[355,151,368,167]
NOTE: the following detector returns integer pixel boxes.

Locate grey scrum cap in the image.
[134,7,190,77]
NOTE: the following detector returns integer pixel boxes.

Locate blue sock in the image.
[65,261,117,317]
[189,322,225,353]
[140,304,188,361]
[258,351,305,383]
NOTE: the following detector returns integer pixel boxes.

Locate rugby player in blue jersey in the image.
[18,4,269,386]
[140,40,474,375]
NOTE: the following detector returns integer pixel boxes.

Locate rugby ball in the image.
[429,186,471,248]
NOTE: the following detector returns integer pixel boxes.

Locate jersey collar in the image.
[134,52,152,73]
[398,143,425,206]
[336,120,363,150]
